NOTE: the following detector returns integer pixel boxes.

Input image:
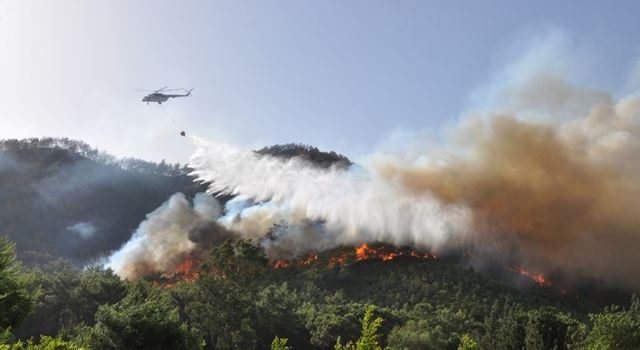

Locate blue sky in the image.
[1,1,639,162]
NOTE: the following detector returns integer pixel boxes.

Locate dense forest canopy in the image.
[1,238,639,349]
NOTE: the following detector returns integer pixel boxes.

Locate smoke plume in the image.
[108,32,640,289]
[105,192,229,279]
[183,86,640,288]
[190,140,472,245]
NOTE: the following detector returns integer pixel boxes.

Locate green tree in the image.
[458,333,478,350]
[387,305,475,350]
[175,275,257,350]
[81,281,202,350]
[271,336,292,350]
[335,305,386,350]
[15,267,126,339]
[0,236,36,329]
[0,328,12,350]
[6,336,87,350]
[205,239,268,283]
[387,320,434,350]
[254,283,307,348]
[583,295,640,350]
[493,305,527,350]
[524,308,575,350]
[302,292,363,348]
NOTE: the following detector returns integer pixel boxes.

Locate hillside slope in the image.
[0,138,204,264]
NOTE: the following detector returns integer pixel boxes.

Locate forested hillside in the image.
[0,138,204,265]
[1,138,639,349]
[0,138,352,268]
[256,143,352,169]
[1,238,639,349]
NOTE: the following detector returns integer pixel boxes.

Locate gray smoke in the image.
[105,192,227,279]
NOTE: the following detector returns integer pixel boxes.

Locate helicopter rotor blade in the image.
[133,86,184,93]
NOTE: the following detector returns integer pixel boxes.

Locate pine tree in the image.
[271,336,293,350]
[0,236,36,329]
[458,333,479,350]
[335,305,386,350]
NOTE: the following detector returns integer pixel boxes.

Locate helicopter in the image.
[137,87,193,104]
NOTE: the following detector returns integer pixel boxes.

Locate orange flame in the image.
[273,260,291,269]
[300,254,319,265]
[355,243,433,262]
[510,266,550,287]
[174,258,200,280]
[154,257,200,288]
[274,243,435,269]
[273,253,320,269]
[328,254,349,268]
[154,257,202,288]
[355,243,370,260]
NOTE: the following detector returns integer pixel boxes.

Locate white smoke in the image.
[188,140,472,254]
[105,192,222,279]
[66,222,97,239]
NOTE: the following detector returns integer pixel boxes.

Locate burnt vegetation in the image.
[1,138,639,349]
